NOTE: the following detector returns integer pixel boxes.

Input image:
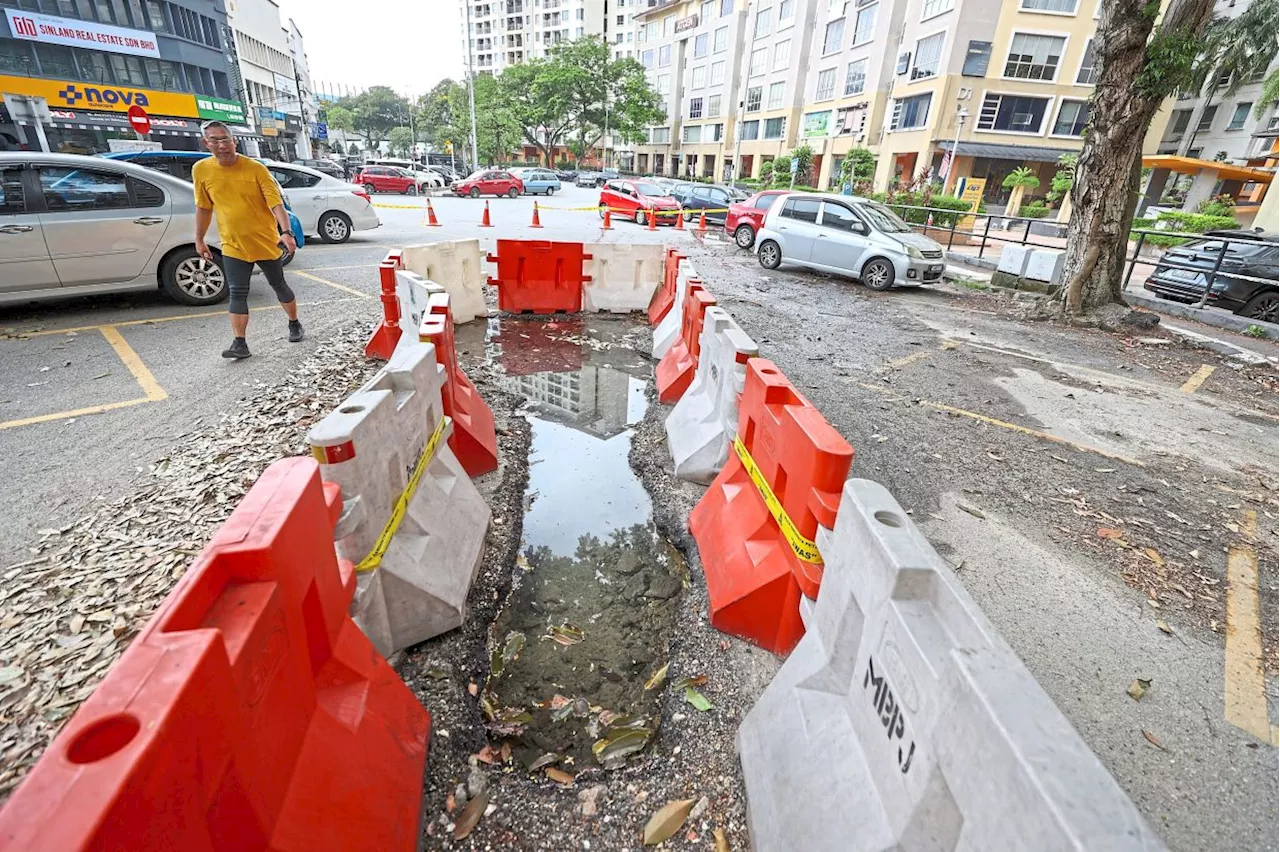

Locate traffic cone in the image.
[426,198,441,227]
[696,209,708,233]
[647,207,658,231]
[530,200,543,228]
[602,206,613,230]
[480,200,492,228]
[675,208,685,230]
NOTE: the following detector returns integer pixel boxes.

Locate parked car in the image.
[0,152,231,306]
[555,168,579,182]
[292,158,345,179]
[575,171,600,188]
[260,160,381,243]
[666,181,696,206]
[356,165,431,195]
[755,193,946,290]
[451,169,524,198]
[510,167,562,195]
[598,179,681,226]
[679,183,746,223]
[1143,230,1278,323]
[362,157,444,187]
[725,189,790,248]
[99,150,304,263]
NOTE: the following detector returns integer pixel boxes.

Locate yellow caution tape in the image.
[372,201,731,215]
[354,416,448,574]
[731,435,823,565]
[371,202,434,210]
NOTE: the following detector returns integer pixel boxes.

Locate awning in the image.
[1141,154,1274,183]
[46,109,201,136]
[944,141,1077,163]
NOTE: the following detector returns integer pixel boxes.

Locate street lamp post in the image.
[463,0,479,169]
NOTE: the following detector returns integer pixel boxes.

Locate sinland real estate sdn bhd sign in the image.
[5,9,160,58]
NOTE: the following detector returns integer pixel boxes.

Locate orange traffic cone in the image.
[530,200,543,228]
[480,200,492,228]
[602,206,613,230]
[426,198,441,227]
[675,208,685,230]
[647,207,658,231]
[696,209,708,233]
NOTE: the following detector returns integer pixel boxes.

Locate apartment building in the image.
[226,0,300,158]
[463,0,607,75]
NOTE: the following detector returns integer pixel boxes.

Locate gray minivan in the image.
[755,193,945,290]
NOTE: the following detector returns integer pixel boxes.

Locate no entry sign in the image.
[127,104,150,135]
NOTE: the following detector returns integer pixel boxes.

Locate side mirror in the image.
[852,221,868,235]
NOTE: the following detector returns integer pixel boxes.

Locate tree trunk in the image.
[1059,0,1215,315]
[1006,185,1027,219]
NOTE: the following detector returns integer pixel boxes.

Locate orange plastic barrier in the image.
[655,283,715,404]
[0,458,432,851]
[688,359,854,655]
[487,239,590,314]
[365,249,405,360]
[420,292,499,477]
[647,248,686,326]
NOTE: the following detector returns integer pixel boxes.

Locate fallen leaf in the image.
[545,767,575,785]
[1127,678,1151,701]
[684,687,713,712]
[592,727,653,764]
[1097,528,1125,540]
[672,674,708,690]
[643,662,669,691]
[544,623,586,646]
[475,745,501,764]
[1157,620,1173,635]
[446,791,456,813]
[714,828,730,852]
[529,752,560,771]
[1145,548,1164,567]
[1142,730,1166,751]
[642,799,696,846]
[423,668,449,680]
[452,790,489,840]
[957,502,986,520]
[500,741,512,763]
[468,682,478,696]
[548,693,572,710]
[986,452,1004,462]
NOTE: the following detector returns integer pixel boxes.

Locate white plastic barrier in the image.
[582,242,665,313]
[737,479,1166,852]
[394,269,445,348]
[308,341,490,657]
[996,244,1034,277]
[664,306,757,484]
[401,239,489,324]
[651,259,700,360]
[1026,248,1066,286]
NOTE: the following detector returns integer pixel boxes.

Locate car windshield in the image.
[635,183,667,196]
[858,201,912,233]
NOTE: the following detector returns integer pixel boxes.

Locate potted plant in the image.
[1002,166,1041,219]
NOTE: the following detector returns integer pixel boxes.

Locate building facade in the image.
[225,0,298,158]
[285,17,317,159]
[0,0,244,153]
[462,0,607,76]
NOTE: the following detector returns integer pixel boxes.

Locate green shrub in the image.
[1195,194,1236,217]
[1154,211,1237,233]
[1022,202,1050,219]
[868,190,974,227]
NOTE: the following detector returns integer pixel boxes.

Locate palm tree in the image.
[1002,166,1041,218]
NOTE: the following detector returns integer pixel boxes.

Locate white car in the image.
[259,161,381,244]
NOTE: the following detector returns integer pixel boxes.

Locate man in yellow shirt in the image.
[193,120,301,359]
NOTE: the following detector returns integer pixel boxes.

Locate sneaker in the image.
[288,320,304,343]
[221,337,251,359]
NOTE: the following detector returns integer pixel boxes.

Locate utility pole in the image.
[463,0,479,170]
[942,104,968,196]
[731,1,756,184]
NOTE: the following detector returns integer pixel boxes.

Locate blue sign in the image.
[310,121,328,141]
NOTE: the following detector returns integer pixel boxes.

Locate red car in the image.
[452,169,524,198]
[598,179,681,226]
[725,189,790,248]
[356,165,425,195]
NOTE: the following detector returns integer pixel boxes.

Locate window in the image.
[659,44,671,66]
[690,97,703,118]
[823,19,844,54]
[853,5,876,45]
[921,0,953,17]
[912,32,944,79]
[714,26,728,52]
[721,0,733,15]
[890,92,931,130]
[780,197,820,222]
[692,65,707,88]
[708,94,722,116]
[779,0,794,22]
[814,69,836,100]
[1167,108,1193,135]
[645,21,658,41]
[34,44,76,77]
[740,119,759,140]
[711,123,724,141]
[1004,33,1065,80]
[656,73,670,93]
[663,15,674,36]
[962,40,992,76]
[1076,38,1098,85]
[1051,99,1089,135]
[710,60,725,85]
[0,166,26,215]
[683,124,701,143]
[754,6,771,37]
[773,39,790,70]
[977,92,1051,133]
[746,85,762,112]
[820,202,860,231]
[1021,0,1077,12]
[1196,104,1218,132]
[694,33,708,57]
[641,49,655,68]
[651,127,671,144]
[844,58,867,95]
[702,0,716,21]
[764,116,786,138]
[145,1,168,31]
[1227,102,1252,130]
[749,48,767,75]
[768,81,786,108]
[754,193,779,210]
[269,166,322,189]
[39,166,130,211]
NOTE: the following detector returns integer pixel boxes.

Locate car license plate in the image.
[929,264,943,273]
[1168,269,1201,281]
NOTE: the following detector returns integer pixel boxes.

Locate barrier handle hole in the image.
[66,713,141,764]
[874,510,905,528]
[339,405,366,414]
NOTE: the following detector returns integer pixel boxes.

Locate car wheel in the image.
[318,211,352,244]
[1238,290,1279,324]
[507,187,519,198]
[598,204,606,219]
[161,248,227,306]
[635,210,647,226]
[734,224,756,249]
[406,184,418,196]
[469,187,481,198]
[547,187,556,196]
[758,240,782,270]
[683,210,694,222]
[363,183,376,195]
[861,258,894,291]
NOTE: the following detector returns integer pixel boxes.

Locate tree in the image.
[500,59,577,166]
[1046,153,1078,223]
[327,105,355,135]
[447,75,520,166]
[1002,166,1040,218]
[417,79,458,150]
[1256,68,1279,118]
[1180,0,1278,151]
[388,126,414,157]
[544,39,662,159]
[790,144,814,186]
[839,147,876,193]
[770,153,792,187]
[339,86,410,148]
[347,142,360,156]
[1056,0,1216,316]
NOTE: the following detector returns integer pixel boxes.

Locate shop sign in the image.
[0,73,198,117]
[675,14,699,32]
[5,9,159,58]
[309,121,328,141]
[195,96,245,124]
[803,110,831,138]
[47,108,198,131]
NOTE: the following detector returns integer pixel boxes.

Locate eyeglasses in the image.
[205,136,235,146]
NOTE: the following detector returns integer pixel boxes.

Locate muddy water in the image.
[472,316,683,774]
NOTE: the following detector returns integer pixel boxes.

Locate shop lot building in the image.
[0,0,247,154]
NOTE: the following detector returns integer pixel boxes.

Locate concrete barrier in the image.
[309,342,490,656]
[652,260,700,360]
[665,306,758,483]
[992,244,1034,290]
[401,239,489,324]
[737,478,1167,852]
[1026,248,1066,288]
[394,269,445,348]
[582,242,666,313]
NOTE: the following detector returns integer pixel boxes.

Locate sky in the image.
[277,0,466,100]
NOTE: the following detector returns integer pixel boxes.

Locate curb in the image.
[1122,291,1278,340]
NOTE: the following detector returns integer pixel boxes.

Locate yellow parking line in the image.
[1224,509,1279,745]
[293,271,373,299]
[0,397,153,431]
[887,349,935,368]
[1180,365,1215,394]
[99,325,166,402]
[9,297,366,339]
